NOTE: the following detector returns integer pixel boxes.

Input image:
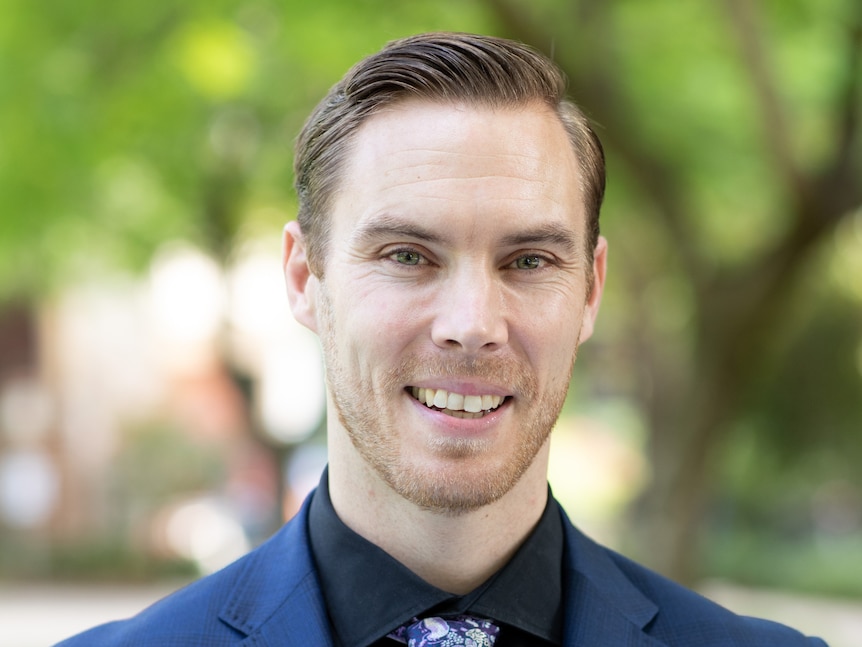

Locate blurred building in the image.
[0,240,326,579]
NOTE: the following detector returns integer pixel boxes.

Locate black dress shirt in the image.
[308,469,563,646]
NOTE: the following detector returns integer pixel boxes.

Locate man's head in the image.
[294,32,605,279]
[284,32,608,515]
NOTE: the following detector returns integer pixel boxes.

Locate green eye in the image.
[394,250,422,265]
[515,255,542,270]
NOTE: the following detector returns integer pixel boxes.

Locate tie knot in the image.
[389,615,500,646]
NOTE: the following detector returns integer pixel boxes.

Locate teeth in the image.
[464,395,482,413]
[446,392,464,410]
[411,387,503,414]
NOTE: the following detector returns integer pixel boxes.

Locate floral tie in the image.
[388,615,500,647]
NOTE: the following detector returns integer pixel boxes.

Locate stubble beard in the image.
[317,287,577,515]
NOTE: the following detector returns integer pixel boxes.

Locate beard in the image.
[317,286,577,515]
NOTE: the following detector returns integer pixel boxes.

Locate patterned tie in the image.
[388,615,500,646]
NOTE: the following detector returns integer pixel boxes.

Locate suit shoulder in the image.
[53,557,250,647]
[606,550,828,646]
[53,502,318,647]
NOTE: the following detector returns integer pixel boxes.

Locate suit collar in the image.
[558,504,666,646]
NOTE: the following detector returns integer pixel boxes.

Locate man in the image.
[58,33,827,646]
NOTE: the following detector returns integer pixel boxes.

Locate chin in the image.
[383,453,531,515]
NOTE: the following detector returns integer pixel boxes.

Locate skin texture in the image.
[283,100,606,592]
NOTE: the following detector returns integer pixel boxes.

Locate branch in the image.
[777,6,862,254]
[706,4,862,366]
[836,11,862,162]
[721,0,806,198]
[813,5,862,219]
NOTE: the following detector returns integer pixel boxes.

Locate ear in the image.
[578,235,607,344]
[282,220,320,333]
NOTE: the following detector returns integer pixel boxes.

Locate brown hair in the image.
[294,32,605,275]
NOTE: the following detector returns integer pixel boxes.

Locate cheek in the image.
[518,320,582,390]
[513,289,583,346]
[339,291,423,362]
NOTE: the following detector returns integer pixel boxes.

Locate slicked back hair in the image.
[294,32,605,276]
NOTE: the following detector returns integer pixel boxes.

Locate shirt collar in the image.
[308,468,563,646]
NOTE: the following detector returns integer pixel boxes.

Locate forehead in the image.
[331,100,585,240]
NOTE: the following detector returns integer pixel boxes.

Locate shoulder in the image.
[54,501,318,647]
[609,550,828,646]
[557,509,828,646]
[53,561,249,646]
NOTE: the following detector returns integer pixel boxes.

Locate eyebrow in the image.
[350,214,581,254]
[499,223,581,254]
[350,215,449,247]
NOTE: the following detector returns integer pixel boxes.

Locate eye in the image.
[513,254,544,270]
[389,249,425,266]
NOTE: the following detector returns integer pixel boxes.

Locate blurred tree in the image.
[3,0,861,588]
[484,0,862,582]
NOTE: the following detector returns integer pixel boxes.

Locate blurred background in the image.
[1,0,861,644]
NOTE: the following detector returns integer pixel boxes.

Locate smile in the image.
[409,387,506,419]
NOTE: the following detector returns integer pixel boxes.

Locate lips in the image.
[409,386,506,419]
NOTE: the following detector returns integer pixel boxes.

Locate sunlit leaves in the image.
[0,0,493,300]
[173,20,257,100]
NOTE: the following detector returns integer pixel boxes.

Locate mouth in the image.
[408,386,508,419]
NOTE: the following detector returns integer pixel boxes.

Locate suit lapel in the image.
[237,579,334,647]
[217,495,335,647]
[561,570,667,647]
[559,506,667,647]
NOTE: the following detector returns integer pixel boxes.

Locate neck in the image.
[327,431,551,594]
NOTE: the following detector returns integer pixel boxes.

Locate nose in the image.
[430,264,508,353]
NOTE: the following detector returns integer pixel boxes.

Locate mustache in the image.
[387,352,538,397]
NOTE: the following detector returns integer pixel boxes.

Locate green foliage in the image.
[0,0,493,300]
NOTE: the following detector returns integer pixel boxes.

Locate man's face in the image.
[288,100,605,514]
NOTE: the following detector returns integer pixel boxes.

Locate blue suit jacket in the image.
[56,493,827,646]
